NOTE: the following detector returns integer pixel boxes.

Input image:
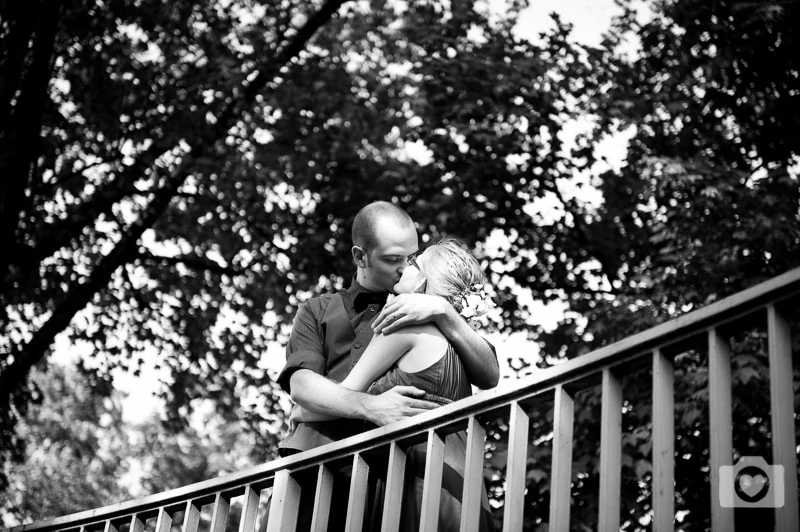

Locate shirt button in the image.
[369,305,376,312]
[354,343,362,349]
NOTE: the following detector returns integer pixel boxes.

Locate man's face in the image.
[393,249,426,295]
[356,218,418,292]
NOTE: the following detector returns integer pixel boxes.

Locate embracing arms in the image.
[282,301,438,427]
[289,369,436,426]
[372,294,500,389]
[290,327,444,423]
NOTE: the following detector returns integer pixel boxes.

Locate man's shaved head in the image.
[351,201,415,251]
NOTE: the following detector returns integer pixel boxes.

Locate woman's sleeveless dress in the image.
[367,345,495,532]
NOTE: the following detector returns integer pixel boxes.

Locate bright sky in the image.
[54,0,632,421]
[515,0,622,45]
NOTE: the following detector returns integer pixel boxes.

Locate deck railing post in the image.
[708,327,735,532]
[767,305,799,532]
[548,385,574,532]
[460,417,487,532]
[419,431,446,532]
[209,493,230,532]
[181,501,200,532]
[652,349,675,532]
[128,516,144,532]
[344,453,369,532]
[598,369,622,532]
[311,465,334,532]
[381,442,407,532]
[238,485,260,532]
[267,471,299,532]
[502,402,530,532]
[154,508,172,532]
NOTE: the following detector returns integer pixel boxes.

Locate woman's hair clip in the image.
[458,283,493,320]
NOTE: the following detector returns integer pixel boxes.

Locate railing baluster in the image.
[344,453,369,532]
[767,305,799,532]
[419,431,445,532]
[598,368,622,532]
[238,485,260,532]
[708,327,734,532]
[128,515,144,532]
[311,465,333,532]
[460,416,487,532]
[267,471,299,532]
[181,501,200,532]
[652,349,675,532]
[502,401,530,532]
[155,508,172,532]
[209,492,230,532]
[549,385,574,532]
[103,521,117,532]
[381,442,407,532]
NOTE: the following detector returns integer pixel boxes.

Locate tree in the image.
[1,364,131,525]
[1,362,269,527]
[0,0,608,489]
[1,0,347,484]
[503,1,800,530]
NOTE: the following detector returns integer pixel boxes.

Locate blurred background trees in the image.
[2,0,798,528]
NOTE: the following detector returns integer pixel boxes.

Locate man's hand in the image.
[361,385,439,426]
[373,293,447,334]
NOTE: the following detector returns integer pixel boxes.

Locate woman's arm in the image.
[372,294,500,388]
[291,328,419,423]
[340,330,415,390]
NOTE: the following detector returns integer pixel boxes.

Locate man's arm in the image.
[372,294,500,389]
[289,369,439,426]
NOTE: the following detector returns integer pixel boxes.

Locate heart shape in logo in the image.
[739,474,767,497]
[734,465,771,502]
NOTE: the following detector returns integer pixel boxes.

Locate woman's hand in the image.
[372,293,447,334]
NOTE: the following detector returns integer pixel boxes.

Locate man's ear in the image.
[352,246,368,268]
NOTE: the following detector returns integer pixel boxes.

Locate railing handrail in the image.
[6,265,800,532]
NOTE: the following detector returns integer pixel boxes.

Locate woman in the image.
[294,237,495,532]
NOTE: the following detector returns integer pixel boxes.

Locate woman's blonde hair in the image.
[419,237,485,313]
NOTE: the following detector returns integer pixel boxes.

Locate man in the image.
[277,200,499,455]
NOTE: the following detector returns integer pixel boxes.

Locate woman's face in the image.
[393,250,427,294]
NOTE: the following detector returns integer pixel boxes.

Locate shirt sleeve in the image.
[276,300,327,394]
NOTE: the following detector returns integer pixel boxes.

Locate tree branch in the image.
[138,250,242,277]
[0,2,60,294]
[540,178,621,294]
[0,0,351,409]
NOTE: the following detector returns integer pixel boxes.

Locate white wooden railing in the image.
[4,268,800,532]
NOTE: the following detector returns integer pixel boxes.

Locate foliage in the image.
[1,365,130,526]
[1,363,265,526]
[1,0,799,528]
[0,0,616,486]
[507,1,800,530]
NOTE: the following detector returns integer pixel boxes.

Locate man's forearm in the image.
[436,306,500,389]
[289,368,441,426]
[289,369,371,420]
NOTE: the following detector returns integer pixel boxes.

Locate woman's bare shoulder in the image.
[397,322,445,339]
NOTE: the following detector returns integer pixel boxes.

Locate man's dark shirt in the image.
[277,279,385,455]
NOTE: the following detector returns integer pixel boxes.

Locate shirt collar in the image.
[343,275,385,312]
